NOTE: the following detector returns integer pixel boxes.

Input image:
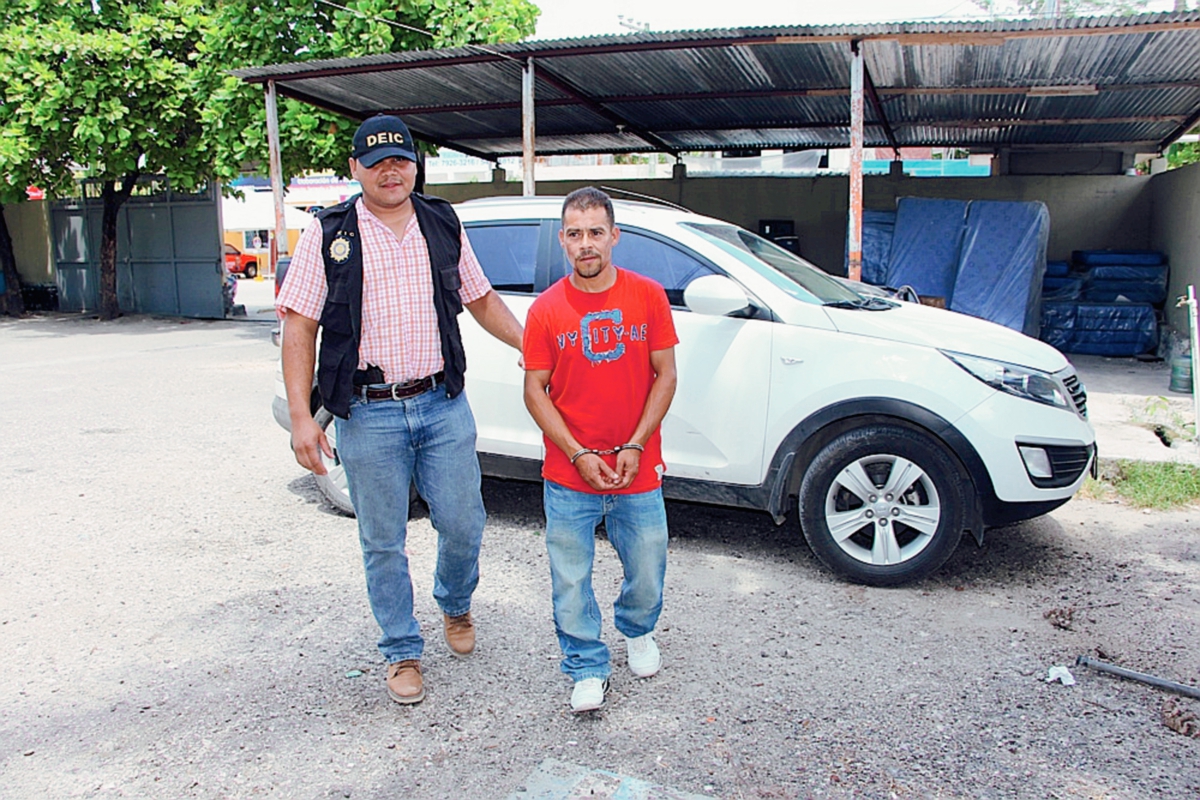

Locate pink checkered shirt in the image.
[276,199,491,383]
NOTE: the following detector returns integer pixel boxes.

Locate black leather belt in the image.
[355,371,444,401]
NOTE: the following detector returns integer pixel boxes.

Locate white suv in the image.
[273,196,1095,586]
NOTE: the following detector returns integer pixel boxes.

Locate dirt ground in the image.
[1,314,1198,799]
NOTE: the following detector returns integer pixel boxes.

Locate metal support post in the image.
[847,41,864,282]
[265,80,288,276]
[1186,286,1199,452]
[522,58,536,197]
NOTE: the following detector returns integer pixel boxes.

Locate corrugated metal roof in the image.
[234,12,1200,160]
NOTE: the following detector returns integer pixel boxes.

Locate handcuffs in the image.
[569,443,644,464]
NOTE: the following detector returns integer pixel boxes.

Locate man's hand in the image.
[575,452,621,492]
[290,415,333,475]
[611,448,641,490]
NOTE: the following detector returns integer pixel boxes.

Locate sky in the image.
[530,0,1180,39]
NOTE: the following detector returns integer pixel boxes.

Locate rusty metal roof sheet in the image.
[234,12,1200,160]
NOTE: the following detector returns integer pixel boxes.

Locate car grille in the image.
[1027,443,1095,488]
[1062,372,1087,419]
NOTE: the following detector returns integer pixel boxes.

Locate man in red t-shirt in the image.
[523,187,679,713]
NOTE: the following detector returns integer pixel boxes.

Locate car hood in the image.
[825,300,1069,373]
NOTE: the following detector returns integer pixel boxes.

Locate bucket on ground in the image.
[1169,354,1193,394]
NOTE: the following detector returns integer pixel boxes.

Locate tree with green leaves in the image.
[0,0,217,319]
[201,0,539,186]
[0,0,537,319]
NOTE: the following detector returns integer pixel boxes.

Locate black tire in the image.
[311,407,420,518]
[244,264,257,279]
[798,424,967,587]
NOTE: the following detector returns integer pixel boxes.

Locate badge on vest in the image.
[329,235,353,263]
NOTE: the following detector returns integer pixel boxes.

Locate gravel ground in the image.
[2,314,1198,800]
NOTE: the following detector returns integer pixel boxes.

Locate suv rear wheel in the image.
[311,407,421,517]
[313,407,354,515]
[798,424,966,586]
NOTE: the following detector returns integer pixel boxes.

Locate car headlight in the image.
[942,351,1069,410]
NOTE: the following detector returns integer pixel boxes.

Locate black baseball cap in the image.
[351,115,417,167]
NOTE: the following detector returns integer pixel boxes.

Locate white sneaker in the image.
[570,677,608,713]
[625,632,662,678]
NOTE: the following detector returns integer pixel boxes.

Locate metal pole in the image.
[265,80,288,276]
[847,41,864,283]
[1076,656,1200,699]
[522,58,536,197]
[1188,285,1199,453]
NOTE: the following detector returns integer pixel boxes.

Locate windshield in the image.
[684,223,864,305]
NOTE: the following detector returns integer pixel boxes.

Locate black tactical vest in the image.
[315,192,467,418]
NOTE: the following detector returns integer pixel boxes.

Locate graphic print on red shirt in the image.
[524,268,679,494]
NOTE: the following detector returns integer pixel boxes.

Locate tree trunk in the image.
[0,204,26,316]
[97,173,138,320]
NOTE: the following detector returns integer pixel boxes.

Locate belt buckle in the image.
[390,382,404,401]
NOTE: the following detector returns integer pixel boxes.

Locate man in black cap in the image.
[277,115,524,705]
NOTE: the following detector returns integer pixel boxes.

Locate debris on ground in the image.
[1044,606,1075,630]
[1162,698,1200,738]
[1047,666,1076,686]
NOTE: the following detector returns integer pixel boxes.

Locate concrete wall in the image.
[1150,161,1200,335]
[435,171,1154,278]
[2,201,54,284]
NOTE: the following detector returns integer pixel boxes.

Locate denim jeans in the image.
[335,388,486,664]
[543,480,669,681]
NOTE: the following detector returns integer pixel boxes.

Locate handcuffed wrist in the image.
[569,448,599,464]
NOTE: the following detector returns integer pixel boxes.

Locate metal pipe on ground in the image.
[1076,656,1200,699]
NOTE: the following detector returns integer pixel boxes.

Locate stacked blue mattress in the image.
[1036,250,1168,356]
[1040,302,1159,356]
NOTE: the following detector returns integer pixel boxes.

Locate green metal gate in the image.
[51,179,225,318]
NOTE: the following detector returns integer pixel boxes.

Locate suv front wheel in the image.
[798,424,966,586]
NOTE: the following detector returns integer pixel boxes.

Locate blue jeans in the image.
[335,388,486,664]
[543,480,669,681]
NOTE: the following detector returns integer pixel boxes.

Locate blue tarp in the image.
[885,198,967,302]
[1040,301,1158,356]
[1072,250,1166,266]
[860,209,896,286]
[1045,260,1071,277]
[950,200,1049,336]
[1043,275,1083,301]
[1076,263,1169,305]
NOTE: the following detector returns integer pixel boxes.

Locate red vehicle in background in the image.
[224,243,259,278]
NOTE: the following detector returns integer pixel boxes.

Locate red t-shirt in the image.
[523,268,680,494]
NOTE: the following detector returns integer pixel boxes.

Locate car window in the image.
[685,222,861,305]
[464,223,538,293]
[610,228,718,307]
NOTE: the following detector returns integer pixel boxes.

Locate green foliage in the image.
[1105,460,1200,509]
[1166,140,1200,170]
[0,0,540,201]
[970,0,1149,16]
[201,0,539,185]
[0,0,216,201]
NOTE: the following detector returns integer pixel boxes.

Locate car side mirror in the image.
[684,274,751,317]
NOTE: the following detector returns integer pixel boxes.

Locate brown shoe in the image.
[443,611,475,657]
[386,660,425,705]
